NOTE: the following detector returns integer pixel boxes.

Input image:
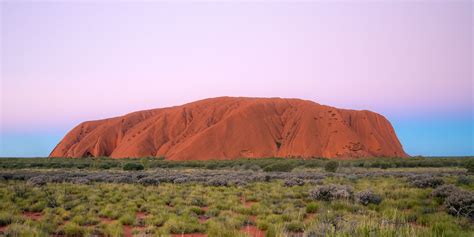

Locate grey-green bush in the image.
[324,161,338,173]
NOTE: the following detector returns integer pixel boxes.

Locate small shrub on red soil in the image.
[306,202,319,213]
[285,221,305,232]
[356,190,382,206]
[309,185,353,201]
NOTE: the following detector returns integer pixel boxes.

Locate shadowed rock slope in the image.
[50,97,407,160]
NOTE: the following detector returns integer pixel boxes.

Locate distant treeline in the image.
[0,156,473,172]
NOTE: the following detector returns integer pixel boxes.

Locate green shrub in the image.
[205,208,220,217]
[0,212,12,226]
[205,163,219,170]
[409,176,444,188]
[71,215,87,226]
[103,222,123,236]
[379,162,392,169]
[306,202,319,213]
[4,224,45,236]
[190,197,207,207]
[123,163,144,171]
[63,222,85,237]
[356,191,382,206]
[99,205,121,219]
[263,163,294,172]
[146,214,167,227]
[265,225,277,237]
[119,213,136,225]
[0,157,472,171]
[11,185,28,199]
[285,221,304,232]
[324,161,339,172]
[457,176,472,185]
[189,207,205,215]
[163,216,205,234]
[29,201,47,212]
[206,220,240,237]
[309,184,353,201]
[98,163,112,169]
[465,159,474,173]
[256,220,269,230]
[444,190,474,219]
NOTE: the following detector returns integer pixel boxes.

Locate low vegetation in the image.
[356,190,383,206]
[324,160,339,172]
[0,156,472,171]
[123,163,145,171]
[0,157,472,236]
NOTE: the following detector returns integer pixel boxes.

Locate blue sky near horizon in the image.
[1,108,472,158]
[1,1,473,157]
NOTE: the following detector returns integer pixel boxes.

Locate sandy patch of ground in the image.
[304,213,315,223]
[240,225,265,237]
[136,212,148,219]
[22,211,43,221]
[123,225,133,237]
[99,217,115,224]
[171,234,207,237]
[0,225,8,233]
[241,196,258,208]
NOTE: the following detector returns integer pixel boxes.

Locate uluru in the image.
[50,97,408,160]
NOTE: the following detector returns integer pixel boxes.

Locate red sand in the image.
[198,215,208,224]
[241,196,258,208]
[244,201,257,208]
[240,225,266,237]
[50,97,407,160]
[304,213,315,222]
[123,225,133,237]
[171,234,207,237]
[136,212,148,219]
[99,217,115,224]
[22,211,43,221]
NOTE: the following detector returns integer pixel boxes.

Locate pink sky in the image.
[1,1,472,156]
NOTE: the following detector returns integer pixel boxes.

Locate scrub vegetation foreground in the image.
[0,157,473,237]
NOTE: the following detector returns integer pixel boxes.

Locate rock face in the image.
[50,97,408,160]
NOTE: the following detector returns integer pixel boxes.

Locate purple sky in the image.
[1,1,473,157]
